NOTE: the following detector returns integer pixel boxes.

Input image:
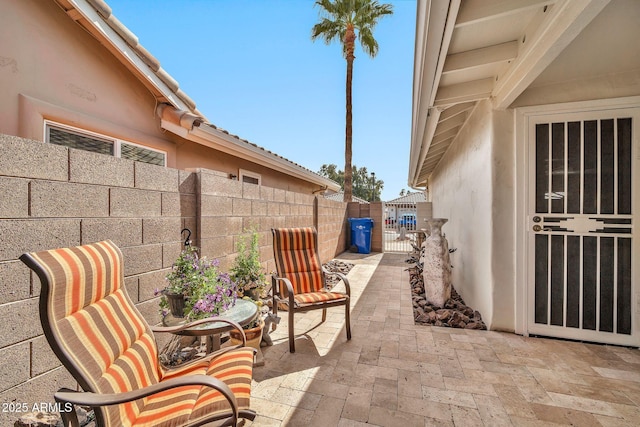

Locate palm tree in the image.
[311,0,393,202]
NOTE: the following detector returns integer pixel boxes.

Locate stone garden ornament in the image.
[422,218,452,308]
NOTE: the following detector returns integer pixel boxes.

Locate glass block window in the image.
[45,122,166,166]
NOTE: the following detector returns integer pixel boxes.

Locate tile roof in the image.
[61,0,339,190]
[323,192,369,204]
[385,192,426,205]
[199,122,333,182]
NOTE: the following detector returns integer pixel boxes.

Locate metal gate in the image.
[384,207,419,253]
[526,108,638,346]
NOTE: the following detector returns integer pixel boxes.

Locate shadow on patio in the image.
[247,252,640,426]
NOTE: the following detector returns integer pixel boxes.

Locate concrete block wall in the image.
[197,168,317,275]
[316,197,349,262]
[196,169,349,274]
[347,202,361,220]
[369,202,384,253]
[0,135,352,422]
[0,135,196,424]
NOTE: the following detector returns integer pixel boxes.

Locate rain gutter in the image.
[158,105,340,192]
[409,0,459,189]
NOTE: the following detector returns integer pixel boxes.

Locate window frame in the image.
[44,120,167,166]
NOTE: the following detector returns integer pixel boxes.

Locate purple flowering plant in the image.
[156,245,237,319]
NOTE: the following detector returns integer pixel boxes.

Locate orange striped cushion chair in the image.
[271,227,351,352]
[20,240,255,427]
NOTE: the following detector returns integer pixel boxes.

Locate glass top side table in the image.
[161,298,258,352]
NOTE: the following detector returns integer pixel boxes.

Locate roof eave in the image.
[160,119,340,192]
[409,0,458,189]
[410,0,609,189]
[59,1,339,192]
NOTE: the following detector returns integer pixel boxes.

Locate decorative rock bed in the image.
[324,259,355,288]
[407,244,486,330]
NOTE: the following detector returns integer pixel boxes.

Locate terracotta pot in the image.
[229,318,264,349]
[165,292,186,317]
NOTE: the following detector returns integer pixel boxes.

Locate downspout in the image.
[156,103,202,129]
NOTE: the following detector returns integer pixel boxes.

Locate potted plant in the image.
[229,229,268,355]
[156,245,238,319]
[230,228,267,301]
[229,297,265,350]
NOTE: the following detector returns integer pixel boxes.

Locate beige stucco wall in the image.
[0,0,327,195]
[428,101,517,332]
[489,108,516,331]
[0,0,176,161]
[429,92,640,334]
[176,142,322,194]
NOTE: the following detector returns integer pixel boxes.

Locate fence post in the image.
[369,201,384,253]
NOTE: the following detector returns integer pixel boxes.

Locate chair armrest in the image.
[272,276,296,307]
[272,276,295,296]
[321,267,351,297]
[55,374,238,418]
[151,318,246,345]
[336,271,351,296]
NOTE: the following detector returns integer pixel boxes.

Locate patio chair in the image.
[271,227,351,352]
[20,240,256,427]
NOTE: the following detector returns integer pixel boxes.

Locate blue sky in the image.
[107,0,417,201]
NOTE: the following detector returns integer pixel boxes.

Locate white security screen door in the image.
[527,108,638,346]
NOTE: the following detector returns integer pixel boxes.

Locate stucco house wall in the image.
[429,100,496,329]
[0,0,332,196]
[1,0,176,160]
[176,142,323,194]
[490,108,516,331]
[430,84,640,334]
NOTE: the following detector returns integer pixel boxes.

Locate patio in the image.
[246,252,640,426]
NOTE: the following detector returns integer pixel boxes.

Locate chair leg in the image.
[289,309,295,353]
[322,308,327,322]
[272,297,279,331]
[345,301,352,340]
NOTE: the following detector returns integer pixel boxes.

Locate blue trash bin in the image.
[349,218,374,254]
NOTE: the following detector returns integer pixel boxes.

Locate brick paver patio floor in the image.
[245,253,640,426]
